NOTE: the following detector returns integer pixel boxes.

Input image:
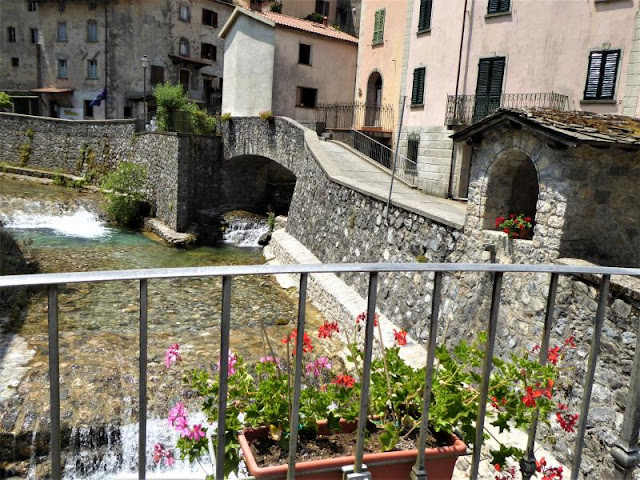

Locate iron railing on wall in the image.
[341,129,420,189]
[445,92,570,126]
[3,262,640,480]
[316,102,395,132]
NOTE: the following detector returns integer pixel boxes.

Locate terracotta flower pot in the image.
[518,227,532,239]
[239,421,467,480]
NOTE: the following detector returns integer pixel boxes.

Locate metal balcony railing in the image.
[2,262,640,480]
[316,102,395,132]
[341,129,421,189]
[445,92,570,126]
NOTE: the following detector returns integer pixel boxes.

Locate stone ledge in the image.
[143,218,196,247]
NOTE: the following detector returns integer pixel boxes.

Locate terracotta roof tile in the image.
[258,10,358,43]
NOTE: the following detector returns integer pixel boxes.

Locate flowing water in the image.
[0,177,332,479]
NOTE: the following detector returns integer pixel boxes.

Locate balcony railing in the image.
[316,102,395,133]
[2,262,640,479]
[445,92,569,126]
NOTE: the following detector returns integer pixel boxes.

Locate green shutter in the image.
[473,57,505,122]
[584,49,620,100]
[411,67,426,105]
[488,0,509,14]
[418,0,432,31]
[373,9,385,45]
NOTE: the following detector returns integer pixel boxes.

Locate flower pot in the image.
[239,421,467,480]
[518,227,532,239]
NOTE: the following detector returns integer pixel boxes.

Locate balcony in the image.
[445,92,569,126]
[316,102,395,135]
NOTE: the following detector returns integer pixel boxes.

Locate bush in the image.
[0,92,12,110]
[154,82,217,134]
[259,110,274,122]
[220,112,232,122]
[101,162,147,226]
[305,12,324,23]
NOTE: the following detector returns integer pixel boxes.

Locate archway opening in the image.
[365,72,383,127]
[482,151,539,235]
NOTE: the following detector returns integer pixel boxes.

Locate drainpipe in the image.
[104,1,109,119]
[447,0,469,199]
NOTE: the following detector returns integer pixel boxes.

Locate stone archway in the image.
[482,149,539,231]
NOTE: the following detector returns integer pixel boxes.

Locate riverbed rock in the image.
[258,232,272,245]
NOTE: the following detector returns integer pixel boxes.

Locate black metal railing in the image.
[4,262,640,479]
[445,92,569,126]
[316,102,395,132]
[135,109,218,135]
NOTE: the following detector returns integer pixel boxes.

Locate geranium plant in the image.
[153,313,578,479]
[496,213,533,238]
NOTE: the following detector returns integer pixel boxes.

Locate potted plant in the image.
[496,213,534,239]
[154,315,577,480]
[259,110,275,123]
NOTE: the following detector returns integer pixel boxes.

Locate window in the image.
[201,43,216,61]
[57,22,67,41]
[89,1,98,10]
[30,28,38,44]
[584,49,621,100]
[58,59,68,78]
[59,1,66,12]
[473,56,505,122]
[411,67,426,105]
[150,65,165,87]
[299,43,311,65]
[11,58,19,67]
[296,87,317,108]
[418,0,432,32]
[7,27,16,43]
[487,0,510,14]
[407,134,419,173]
[372,9,385,45]
[179,38,190,57]
[87,20,98,42]
[124,106,132,118]
[28,2,37,11]
[179,4,190,22]
[88,59,98,79]
[84,100,94,118]
[202,9,218,27]
[179,69,190,92]
[315,0,329,16]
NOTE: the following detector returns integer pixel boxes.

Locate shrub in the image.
[101,162,148,226]
[259,110,274,122]
[154,82,217,134]
[220,112,232,122]
[0,92,13,110]
[305,12,324,23]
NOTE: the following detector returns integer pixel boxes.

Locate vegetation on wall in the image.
[154,82,217,135]
[0,92,13,110]
[101,162,148,226]
[19,128,34,166]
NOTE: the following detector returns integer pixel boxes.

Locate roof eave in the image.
[219,7,275,39]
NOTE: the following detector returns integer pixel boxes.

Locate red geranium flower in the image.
[281,329,313,355]
[318,321,340,339]
[547,346,561,365]
[393,329,408,346]
[332,374,356,388]
[355,311,379,327]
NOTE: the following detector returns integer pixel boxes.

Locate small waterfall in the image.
[223,219,270,247]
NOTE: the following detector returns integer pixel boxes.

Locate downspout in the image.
[447,0,469,199]
[104,0,109,119]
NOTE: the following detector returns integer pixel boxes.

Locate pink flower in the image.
[153,443,174,467]
[188,423,206,440]
[165,343,181,368]
[305,357,332,376]
[259,355,281,366]
[168,402,190,436]
[217,350,238,376]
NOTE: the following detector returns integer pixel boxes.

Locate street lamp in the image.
[141,55,150,125]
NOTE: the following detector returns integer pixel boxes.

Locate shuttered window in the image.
[373,9,385,45]
[473,56,505,122]
[487,0,510,14]
[584,49,620,100]
[418,0,432,32]
[411,67,426,105]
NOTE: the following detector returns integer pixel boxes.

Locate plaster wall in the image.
[221,14,275,115]
[0,0,40,91]
[272,27,357,122]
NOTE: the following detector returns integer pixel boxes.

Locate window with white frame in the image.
[88,59,98,79]
[87,20,98,42]
[57,22,67,41]
[58,59,68,78]
[179,38,190,57]
[179,4,190,22]
[7,27,16,43]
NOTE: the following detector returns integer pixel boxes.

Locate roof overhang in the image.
[219,7,275,39]
[168,54,212,69]
[31,87,74,94]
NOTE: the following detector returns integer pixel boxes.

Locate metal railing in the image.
[2,262,640,480]
[341,129,420,189]
[445,92,570,126]
[135,109,218,135]
[316,102,395,132]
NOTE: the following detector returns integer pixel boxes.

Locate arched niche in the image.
[482,150,540,234]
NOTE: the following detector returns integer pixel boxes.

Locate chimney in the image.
[323,16,328,26]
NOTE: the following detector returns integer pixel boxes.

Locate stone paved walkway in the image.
[312,139,467,230]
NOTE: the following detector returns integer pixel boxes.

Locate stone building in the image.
[0,0,235,119]
[452,108,640,268]
[339,0,640,199]
[220,7,358,122]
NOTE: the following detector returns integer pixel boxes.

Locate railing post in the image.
[611,310,640,478]
[48,285,62,480]
[469,272,503,480]
[215,276,232,480]
[138,279,148,480]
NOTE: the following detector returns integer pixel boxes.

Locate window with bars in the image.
[372,9,385,45]
[418,0,432,32]
[57,22,67,41]
[411,67,426,105]
[487,0,510,14]
[583,49,621,101]
[7,27,16,43]
[87,20,98,42]
[407,134,420,173]
[58,59,68,78]
[88,59,98,79]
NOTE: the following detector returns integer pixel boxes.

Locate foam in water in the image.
[223,220,269,247]
[2,207,111,239]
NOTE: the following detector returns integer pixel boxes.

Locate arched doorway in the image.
[482,150,539,234]
[365,71,382,127]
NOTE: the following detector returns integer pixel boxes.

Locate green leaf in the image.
[379,423,400,452]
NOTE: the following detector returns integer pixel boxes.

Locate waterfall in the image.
[223,219,270,247]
